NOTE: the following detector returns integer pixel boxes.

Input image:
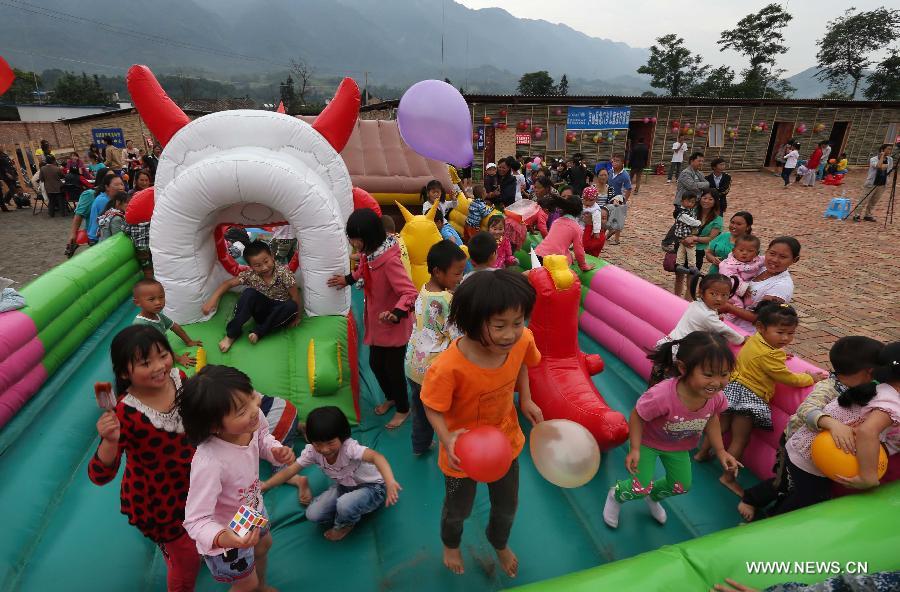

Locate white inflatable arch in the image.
[151,110,353,324]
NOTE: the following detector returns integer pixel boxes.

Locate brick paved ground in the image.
[2,170,898,368]
[601,169,900,368]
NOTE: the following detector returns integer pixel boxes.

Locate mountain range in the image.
[0,0,838,99]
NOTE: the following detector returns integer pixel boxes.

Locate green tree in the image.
[718,3,794,98]
[821,89,851,100]
[280,74,297,113]
[816,7,900,99]
[517,71,556,95]
[637,34,707,96]
[864,52,900,100]
[52,72,111,105]
[689,66,736,98]
[6,69,42,104]
[557,73,569,96]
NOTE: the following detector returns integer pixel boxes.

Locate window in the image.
[885,123,900,144]
[708,124,724,148]
[547,124,567,151]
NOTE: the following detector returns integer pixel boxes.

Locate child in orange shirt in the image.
[421,270,544,579]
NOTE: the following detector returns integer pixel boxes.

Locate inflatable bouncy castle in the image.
[0,69,897,592]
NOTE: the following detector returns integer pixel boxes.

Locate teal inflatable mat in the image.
[1,289,897,591]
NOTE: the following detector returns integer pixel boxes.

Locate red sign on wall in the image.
[515,133,531,145]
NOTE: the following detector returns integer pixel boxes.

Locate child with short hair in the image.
[264,406,401,541]
[88,326,200,591]
[649,274,746,386]
[202,240,302,353]
[671,193,703,274]
[434,208,463,246]
[421,269,544,577]
[406,240,467,454]
[464,185,492,241]
[328,208,418,429]
[710,302,828,495]
[462,231,497,281]
[603,331,740,529]
[180,365,296,591]
[714,234,765,309]
[738,336,885,521]
[132,278,202,367]
[487,215,518,269]
[534,195,595,272]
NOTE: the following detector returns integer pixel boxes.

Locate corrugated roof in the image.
[361,94,900,111]
[61,107,210,123]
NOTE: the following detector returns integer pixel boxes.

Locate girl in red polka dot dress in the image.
[88,325,200,591]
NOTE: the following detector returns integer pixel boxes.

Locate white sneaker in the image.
[645,497,667,524]
[666,179,672,184]
[603,487,621,528]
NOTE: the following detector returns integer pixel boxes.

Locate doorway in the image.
[627,121,655,168]
[765,122,795,168]
[483,125,495,177]
[827,122,851,157]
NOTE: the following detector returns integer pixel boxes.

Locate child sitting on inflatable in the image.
[464,186,493,241]
[421,270,544,578]
[132,278,202,367]
[738,336,884,521]
[262,406,401,541]
[487,215,519,269]
[649,274,746,386]
[434,209,463,246]
[405,240,467,455]
[421,179,456,219]
[762,342,900,517]
[461,231,497,281]
[202,240,302,353]
[603,331,741,529]
[703,303,828,495]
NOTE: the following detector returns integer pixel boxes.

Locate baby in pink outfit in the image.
[717,235,765,309]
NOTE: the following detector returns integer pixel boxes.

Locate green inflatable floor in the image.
[0,287,769,592]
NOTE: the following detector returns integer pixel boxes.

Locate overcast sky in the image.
[457,0,890,77]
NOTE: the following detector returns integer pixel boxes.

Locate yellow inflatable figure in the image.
[396,202,443,290]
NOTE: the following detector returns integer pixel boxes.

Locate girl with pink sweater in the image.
[328,208,418,429]
[534,195,595,272]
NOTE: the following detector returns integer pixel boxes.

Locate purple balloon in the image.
[397,80,474,168]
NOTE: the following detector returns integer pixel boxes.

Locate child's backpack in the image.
[661,223,678,272]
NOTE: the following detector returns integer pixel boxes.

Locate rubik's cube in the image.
[229,505,268,537]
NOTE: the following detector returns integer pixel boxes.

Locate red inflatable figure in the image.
[527,257,628,451]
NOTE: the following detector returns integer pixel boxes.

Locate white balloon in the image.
[530,419,601,488]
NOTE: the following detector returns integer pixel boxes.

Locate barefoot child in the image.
[133,278,203,367]
[649,274,746,387]
[327,208,418,429]
[262,406,401,541]
[406,240,467,454]
[603,331,741,529]
[707,302,827,495]
[737,336,884,521]
[88,326,200,591]
[421,270,544,577]
[180,365,296,592]
[202,240,301,353]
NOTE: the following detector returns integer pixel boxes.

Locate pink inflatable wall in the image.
[579,264,824,480]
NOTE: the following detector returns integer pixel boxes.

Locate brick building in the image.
[63,107,208,155]
[361,95,900,173]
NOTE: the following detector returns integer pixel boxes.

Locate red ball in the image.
[455,426,513,482]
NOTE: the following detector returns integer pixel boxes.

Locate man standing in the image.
[855,144,893,223]
[0,148,18,212]
[103,137,123,176]
[675,152,709,206]
[563,153,592,195]
[628,137,649,195]
[706,158,731,214]
[667,135,688,183]
[606,154,633,245]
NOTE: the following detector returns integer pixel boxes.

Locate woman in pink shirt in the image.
[328,208,418,429]
[180,366,296,591]
[534,195,595,271]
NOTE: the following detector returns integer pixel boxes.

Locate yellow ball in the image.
[810,431,888,482]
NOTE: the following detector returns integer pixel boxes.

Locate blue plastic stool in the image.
[823,197,851,220]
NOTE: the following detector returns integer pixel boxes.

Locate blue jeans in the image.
[408,378,435,454]
[305,482,386,529]
[816,162,826,180]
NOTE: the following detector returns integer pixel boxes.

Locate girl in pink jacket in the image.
[328,208,418,429]
[534,195,595,272]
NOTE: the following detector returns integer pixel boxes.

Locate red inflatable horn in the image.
[125,187,155,224]
[127,65,190,147]
[352,186,382,217]
[0,56,14,97]
[312,77,360,153]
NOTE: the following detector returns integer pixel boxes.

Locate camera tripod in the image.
[844,156,896,228]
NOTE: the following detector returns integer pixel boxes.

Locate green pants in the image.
[614,445,692,503]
